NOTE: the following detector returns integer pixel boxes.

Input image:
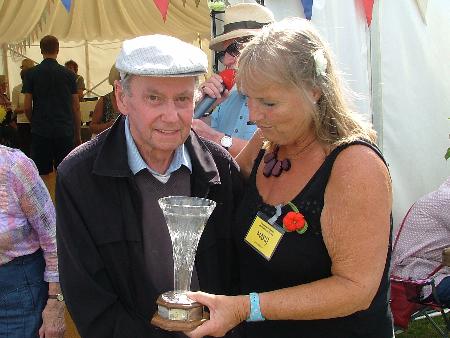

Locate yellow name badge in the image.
[245,213,284,260]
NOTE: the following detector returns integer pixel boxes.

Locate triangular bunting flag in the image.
[301,0,313,20]
[60,0,72,13]
[415,0,428,24]
[153,0,169,21]
[362,0,374,26]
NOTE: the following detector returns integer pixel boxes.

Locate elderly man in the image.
[192,3,274,157]
[56,35,243,338]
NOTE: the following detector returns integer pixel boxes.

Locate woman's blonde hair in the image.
[236,17,376,146]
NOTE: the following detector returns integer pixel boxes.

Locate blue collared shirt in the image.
[124,117,192,183]
[210,86,257,140]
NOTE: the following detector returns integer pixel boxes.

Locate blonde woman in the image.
[187,18,393,338]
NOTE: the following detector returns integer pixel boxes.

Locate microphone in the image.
[194,69,236,119]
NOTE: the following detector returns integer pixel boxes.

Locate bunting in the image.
[7,0,56,57]
[301,0,313,20]
[60,0,72,12]
[415,0,428,24]
[153,0,170,21]
[362,0,374,26]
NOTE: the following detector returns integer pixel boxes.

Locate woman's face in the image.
[243,83,318,146]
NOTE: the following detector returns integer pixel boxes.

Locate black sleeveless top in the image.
[233,140,393,338]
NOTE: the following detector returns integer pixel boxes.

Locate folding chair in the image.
[390,204,450,336]
[391,276,449,337]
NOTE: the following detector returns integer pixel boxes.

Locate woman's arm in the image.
[187,145,392,337]
[89,97,114,134]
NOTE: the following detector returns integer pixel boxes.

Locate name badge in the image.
[245,212,284,260]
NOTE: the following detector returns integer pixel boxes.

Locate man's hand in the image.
[198,74,230,104]
[192,119,223,144]
[39,299,66,338]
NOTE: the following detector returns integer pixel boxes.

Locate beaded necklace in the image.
[263,145,290,177]
[262,140,315,178]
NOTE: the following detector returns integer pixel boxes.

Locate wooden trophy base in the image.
[150,293,209,332]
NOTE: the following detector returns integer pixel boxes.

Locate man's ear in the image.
[115,80,128,116]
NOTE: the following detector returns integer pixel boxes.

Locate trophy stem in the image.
[174,264,192,292]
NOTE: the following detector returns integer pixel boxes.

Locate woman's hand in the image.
[185,292,249,338]
[38,299,65,338]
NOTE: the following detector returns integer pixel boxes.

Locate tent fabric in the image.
[0,0,210,44]
[1,0,212,99]
[376,0,450,223]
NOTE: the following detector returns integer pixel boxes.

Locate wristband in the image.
[246,292,265,322]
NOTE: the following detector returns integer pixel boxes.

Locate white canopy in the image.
[0,0,212,97]
[0,0,210,43]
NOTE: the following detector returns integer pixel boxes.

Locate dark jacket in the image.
[56,116,243,338]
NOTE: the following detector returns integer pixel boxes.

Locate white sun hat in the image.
[116,34,208,78]
[209,3,275,52]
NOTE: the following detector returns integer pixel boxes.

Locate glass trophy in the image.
[151,196,216,331]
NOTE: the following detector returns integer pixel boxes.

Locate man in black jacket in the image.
[56,35,243,338]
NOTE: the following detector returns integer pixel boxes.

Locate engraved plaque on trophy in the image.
[151,196,216,331]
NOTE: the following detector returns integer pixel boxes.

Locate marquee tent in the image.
[0,0,212,96]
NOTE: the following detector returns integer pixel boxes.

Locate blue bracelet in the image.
[246,292,265,322]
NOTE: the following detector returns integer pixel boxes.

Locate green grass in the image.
[396,315,448,337]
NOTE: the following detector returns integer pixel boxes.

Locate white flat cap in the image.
[116,34,208,77]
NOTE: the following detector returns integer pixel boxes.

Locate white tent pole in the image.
[2,44,11,98]
[370,0,383,150]
[84,40,91,97]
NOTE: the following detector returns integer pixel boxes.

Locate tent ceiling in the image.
[0,0,211,44]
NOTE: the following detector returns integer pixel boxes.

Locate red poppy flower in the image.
[283,211,307,232]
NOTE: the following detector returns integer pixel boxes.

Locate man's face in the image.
[116,75,196,161]
[66,65,76,74]
[219,37,251,69]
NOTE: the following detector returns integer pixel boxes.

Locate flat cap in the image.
[116,34,208,78]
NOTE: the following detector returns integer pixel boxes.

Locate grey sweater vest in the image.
[134,166,200,295]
